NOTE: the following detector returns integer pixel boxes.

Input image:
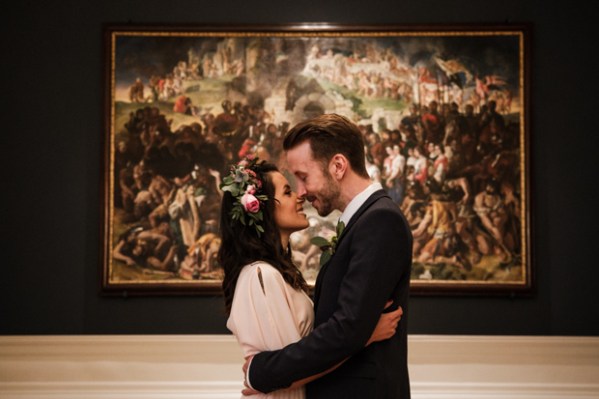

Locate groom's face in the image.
[286,141,340,217]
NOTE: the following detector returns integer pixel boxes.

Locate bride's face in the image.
[270,171,309,235]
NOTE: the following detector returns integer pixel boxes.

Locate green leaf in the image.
[319,250,332,267]
[336,221,345,237]
[311,236,331,249]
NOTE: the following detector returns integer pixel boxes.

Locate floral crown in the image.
[220,156,268,237]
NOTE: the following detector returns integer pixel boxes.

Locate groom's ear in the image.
[328,154,348,181]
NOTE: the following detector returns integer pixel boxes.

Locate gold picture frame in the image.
[101,24,532,295]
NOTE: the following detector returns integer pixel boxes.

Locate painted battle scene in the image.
[105,30,528,290]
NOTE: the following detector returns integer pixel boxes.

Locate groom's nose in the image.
[295,182,307,198]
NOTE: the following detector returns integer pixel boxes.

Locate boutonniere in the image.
[311,221,345,267]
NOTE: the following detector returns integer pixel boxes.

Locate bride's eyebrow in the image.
[275,184,292,199]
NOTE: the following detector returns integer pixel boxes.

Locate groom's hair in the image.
[283,113,369,178]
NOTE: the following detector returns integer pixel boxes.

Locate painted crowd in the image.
[110,37,523,283]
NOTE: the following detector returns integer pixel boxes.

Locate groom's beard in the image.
[313,173,341,217]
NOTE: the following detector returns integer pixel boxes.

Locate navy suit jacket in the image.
[249,190,412,399]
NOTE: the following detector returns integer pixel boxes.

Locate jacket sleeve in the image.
[248,206,411,393]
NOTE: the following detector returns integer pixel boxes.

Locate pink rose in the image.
[241,193,260,213]
[245,184,256,195]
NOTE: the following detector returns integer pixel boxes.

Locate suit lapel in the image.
[334,189,388,250]
[312,189,389,307]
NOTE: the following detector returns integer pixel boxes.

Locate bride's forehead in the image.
[270,171,289,187]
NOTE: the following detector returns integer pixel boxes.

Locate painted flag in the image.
[434,57,473,83]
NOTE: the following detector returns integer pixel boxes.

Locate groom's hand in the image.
[242,387,261,396]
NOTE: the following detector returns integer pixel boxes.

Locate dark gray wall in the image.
[3,0,598,335]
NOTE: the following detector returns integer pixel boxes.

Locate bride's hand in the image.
[366,301,403,346]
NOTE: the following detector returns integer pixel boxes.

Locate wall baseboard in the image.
[1,335,598,399]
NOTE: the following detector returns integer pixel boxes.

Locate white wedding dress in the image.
[227,261,314,399]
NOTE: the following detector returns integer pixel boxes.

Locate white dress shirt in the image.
[339,182,383,227]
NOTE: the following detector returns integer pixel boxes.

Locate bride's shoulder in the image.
[241,261,278,276]
[242,261,284,282]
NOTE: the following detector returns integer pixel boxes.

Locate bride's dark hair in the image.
[219,161,308,315]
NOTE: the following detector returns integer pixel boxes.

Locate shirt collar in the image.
[339,182,383,226]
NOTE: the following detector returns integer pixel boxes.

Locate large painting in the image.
[101,24,532,295]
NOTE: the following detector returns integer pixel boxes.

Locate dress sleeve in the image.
[230,263,304,356]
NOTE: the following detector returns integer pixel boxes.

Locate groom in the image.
[245,113,412,398]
